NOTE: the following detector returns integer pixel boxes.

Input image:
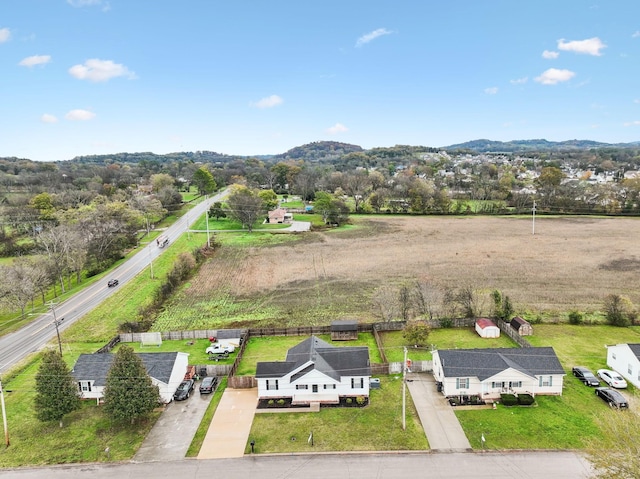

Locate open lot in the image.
[154,215,640,331]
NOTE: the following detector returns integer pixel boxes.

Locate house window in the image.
[323,384,336,390]
[509,381,522,388]
[539,376,553,387]
[351,378,364,388]
[491,381,505,389]
[296,384,308,390]
[312,384,318,393]
[266,379,279,391]
[456,378,469,389]
[78,381,92,392]
[628,364,633,375]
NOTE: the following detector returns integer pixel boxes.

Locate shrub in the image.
[568,311,583,325]
[517,394,535,406]
[277,398,285,406]
[267,399,274,406]
[500,393,518,406]
[439,318,454,328]
[356,396,366,406]
[345,397,353,404]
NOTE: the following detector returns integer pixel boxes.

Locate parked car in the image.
[173,379,195,401]
[199,376,218,394]
[572,366,600,386]
[595,387,629,409]
[205,343,235,355]
[597,369,628,389]
[107,279,119,287]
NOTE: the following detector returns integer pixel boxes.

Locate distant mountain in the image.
[275,141,364,161]
[442,138,640,153]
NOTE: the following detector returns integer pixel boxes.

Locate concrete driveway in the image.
[133,387,213,462]
[406,372,472,452]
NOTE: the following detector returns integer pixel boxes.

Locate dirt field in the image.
[156,215,640,329]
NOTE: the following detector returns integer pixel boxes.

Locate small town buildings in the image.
[605,343,640,389]
[71,351,190,404]
[475,318,500,338]
[432,347,565,400]
[255,336,370,405]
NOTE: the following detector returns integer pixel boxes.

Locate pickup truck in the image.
[205,343,235,355]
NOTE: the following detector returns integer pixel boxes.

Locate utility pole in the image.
[0,377,9,447]
[206,210,211,248]
[402,346,407,431]
[48,301,63,356]
[532,200,536,235]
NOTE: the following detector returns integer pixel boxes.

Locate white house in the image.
[255,336,370,405]
[605,343,640,389]
[475,318,500,338]
[71,351,190,404]
[432,347,565,400]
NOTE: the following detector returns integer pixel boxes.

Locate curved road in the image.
[0,192,225,374]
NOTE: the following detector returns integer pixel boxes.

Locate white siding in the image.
[607,344,640,389]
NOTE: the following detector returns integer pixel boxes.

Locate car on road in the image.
[205,343,235,355]
[595,387,629,409]
[572,366,600,386]
[107,279,119,287]
[199,376,218,394]
[597,369,627,389]
[173,379,195,401]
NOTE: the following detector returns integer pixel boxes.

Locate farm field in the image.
[153,215,640,331]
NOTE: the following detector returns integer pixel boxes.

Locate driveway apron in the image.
[406,373,472,452]
[198,388,258,459]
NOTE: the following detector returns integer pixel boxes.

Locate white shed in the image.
[475,318,500,338]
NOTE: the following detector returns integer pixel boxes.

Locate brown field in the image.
[154,215,640,330]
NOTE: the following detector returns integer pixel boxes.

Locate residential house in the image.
[475,318,500,338]
[267,207,293,224]
[605,343,640,389]
[510,316,533,336]
[432,347,565,400]
[255,336,370,405]
[71,351,190,404]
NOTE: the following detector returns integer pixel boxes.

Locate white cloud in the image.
[542,50,559,59]
[69,59,135,82]
[19,55,51,67]
[534,68,575,85]
[65,109,96,121]
[326,123,348,134]
[67,0,107,7]
[0,28,10,43]
[634,99,640,104]
[557,37,606,56]
[251,94,283,109]
[356,28,392,47]
[484,87,498,95]
[510,77,528,85]
[41,114,58,123]
[623,120,640,127]
[632,31,640,38]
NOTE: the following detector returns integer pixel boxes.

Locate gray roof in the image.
[216,329,244,340]
[72,352,181,386]
[256,336,370,380]
[331,320,358,331]
[628,343,640,359]
[437,347,564,381]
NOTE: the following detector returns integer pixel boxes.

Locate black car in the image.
[199,376,218,394]
[595,387,629,409]
[173,379,195,401]
[572,366,600,386]
[107,279,119,287]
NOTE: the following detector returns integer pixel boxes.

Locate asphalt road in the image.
[0,451,592,478]
[0,191,225,374]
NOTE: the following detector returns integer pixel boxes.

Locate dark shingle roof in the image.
[72,352,180,386]
[255,335,370,380]
[331,320,358,331]
[628,343,640,359]
[437,347,564,381]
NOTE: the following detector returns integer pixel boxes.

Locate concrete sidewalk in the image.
[197,388,258,459]
[406,373,472,452]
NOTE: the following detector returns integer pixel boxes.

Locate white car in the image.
[205,343,235,355]
[597,369,627,389]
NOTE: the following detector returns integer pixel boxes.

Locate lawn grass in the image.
[121,338,237,365]
[246,375,428,453]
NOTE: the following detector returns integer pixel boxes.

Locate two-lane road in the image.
[0,192,225,374]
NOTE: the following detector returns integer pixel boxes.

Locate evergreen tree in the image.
[34,349,81,427]
[104,345,160,424]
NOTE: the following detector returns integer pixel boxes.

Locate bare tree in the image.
[225,185,265,233]
[413,279,443,321]
[372,285,399,322]
[342,171,371,213]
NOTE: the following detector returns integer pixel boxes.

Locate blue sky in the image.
[1,1,640,162]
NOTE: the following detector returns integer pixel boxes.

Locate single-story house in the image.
[71,351,190,404]
[267,207,293,224]
[510,316,533,336]
[605,343,640,389]
[330,320,358,341]
[475,318,500,338]
[255,335,370,405]
[432,347,565,400]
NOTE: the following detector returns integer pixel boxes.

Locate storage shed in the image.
[475,318,500,338]
[510,316,533,336]
[330,320,358,341]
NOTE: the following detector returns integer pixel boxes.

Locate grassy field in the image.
[147,215,640,332]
